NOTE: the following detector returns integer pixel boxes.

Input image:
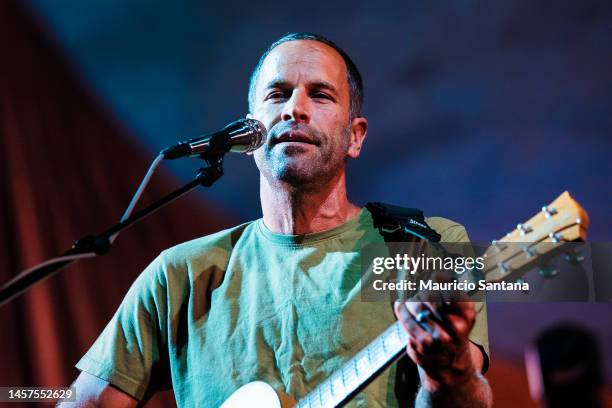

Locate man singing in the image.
[61,32,492,407]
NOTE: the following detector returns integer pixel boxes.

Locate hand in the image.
[393,298,477,387]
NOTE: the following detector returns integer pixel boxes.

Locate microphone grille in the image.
[241,118,267,153]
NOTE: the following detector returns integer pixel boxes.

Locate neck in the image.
[260,169,361,235]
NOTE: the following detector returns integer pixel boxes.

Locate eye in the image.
[312,92,331,99]
[266,90,289,101]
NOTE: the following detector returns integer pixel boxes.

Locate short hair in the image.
[248,32,364,119]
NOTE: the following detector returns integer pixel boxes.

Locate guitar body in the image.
[221,381,296,408]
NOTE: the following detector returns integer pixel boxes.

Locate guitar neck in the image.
[296,321,408,408]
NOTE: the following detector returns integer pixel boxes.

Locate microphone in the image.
[161,118,266,160]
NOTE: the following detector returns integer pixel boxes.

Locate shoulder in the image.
[424,216,470,243]
[158,221,254,269]
[136,221,254,291]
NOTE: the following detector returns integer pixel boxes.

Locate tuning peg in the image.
[542,205,558,218]
[564,251,584,264]
[517,223,533,235]
[516,278,529,294]
[523,246,537,258]
[491,240,508,251]
[497,262,511,274]
[538,265,558,278]
[549,232,564,243]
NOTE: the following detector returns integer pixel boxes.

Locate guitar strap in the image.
[364,202,441,405]
[365,202,441,243]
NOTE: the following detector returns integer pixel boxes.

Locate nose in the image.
[281,90,310,123]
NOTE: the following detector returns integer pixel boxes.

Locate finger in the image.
[439,300,476,323]
[439,312,475,340]
[422,301,445,325]
[431,301,476,339]
[416,303,454,345]
[395,302,452,348]
[403,299,441,322]
[397,303,432,357]
[421,302,456,343]
[394,301,432,341]
[402,301,430,332]
[403,301,444,336]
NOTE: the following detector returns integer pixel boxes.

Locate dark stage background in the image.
[1,0,611,406]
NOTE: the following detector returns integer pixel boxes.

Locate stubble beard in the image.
[257,123,352,190]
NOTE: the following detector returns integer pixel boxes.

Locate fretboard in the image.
[295,321,407,408]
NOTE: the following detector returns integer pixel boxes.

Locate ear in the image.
[347,117,368,159]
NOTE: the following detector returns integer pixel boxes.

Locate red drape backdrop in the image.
[0,1,232,406]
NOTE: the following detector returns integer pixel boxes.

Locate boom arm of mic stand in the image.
[0,156,224,308]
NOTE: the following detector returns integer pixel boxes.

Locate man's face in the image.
[249,40,366,187]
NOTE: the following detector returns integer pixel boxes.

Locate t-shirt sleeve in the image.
[433,220,491,373]
[76,252,170,400]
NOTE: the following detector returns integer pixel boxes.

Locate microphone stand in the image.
[0,155,224,308]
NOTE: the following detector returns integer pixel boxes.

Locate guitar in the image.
[221,191,589,408]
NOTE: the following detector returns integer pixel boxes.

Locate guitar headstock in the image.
[483,191,589,283]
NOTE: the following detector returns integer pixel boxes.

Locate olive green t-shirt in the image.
[76,208,488,407]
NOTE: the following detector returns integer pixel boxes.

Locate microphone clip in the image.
[195,155,224,187]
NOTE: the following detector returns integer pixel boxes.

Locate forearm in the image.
[56,372,139,408]
[415,367,493,408]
